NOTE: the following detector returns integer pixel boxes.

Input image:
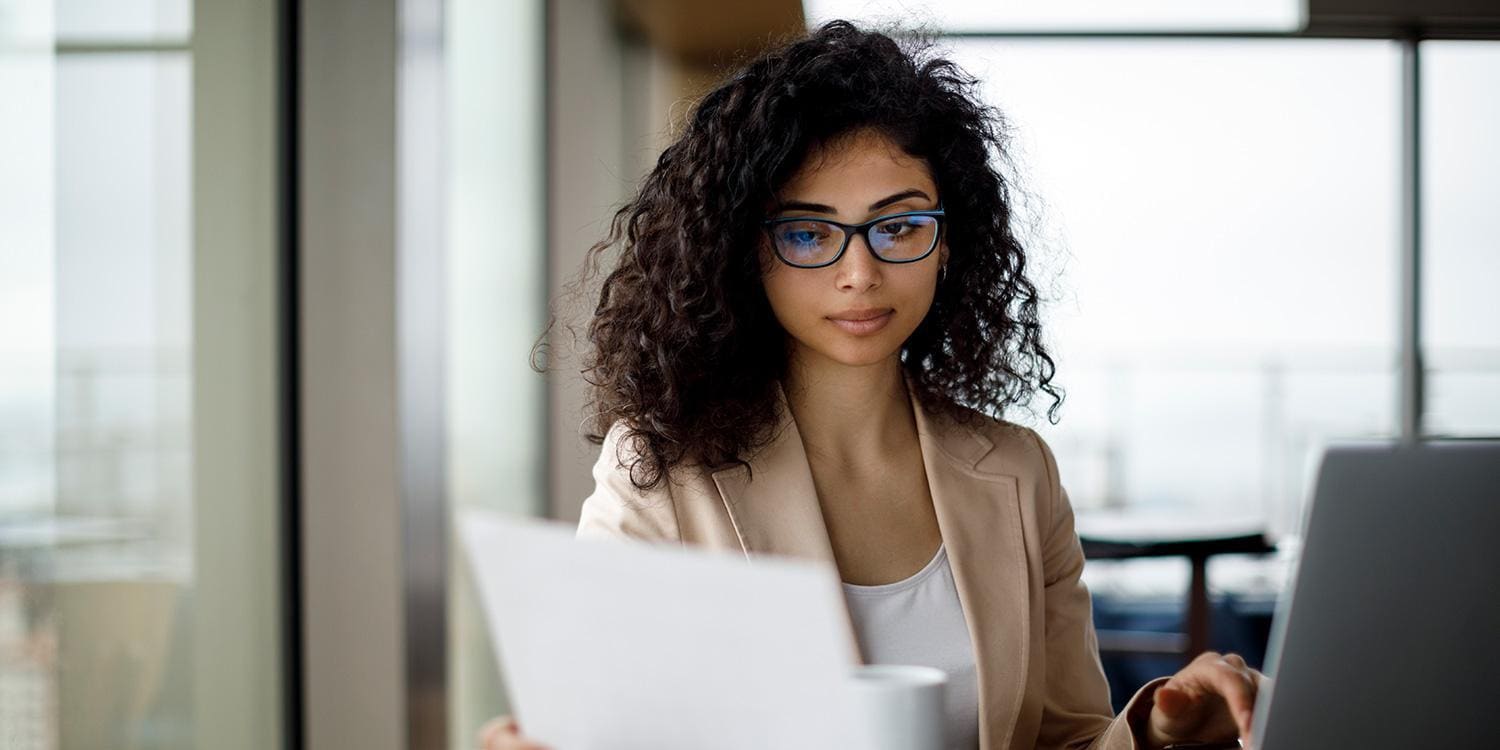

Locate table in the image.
[1076,511,1276,661]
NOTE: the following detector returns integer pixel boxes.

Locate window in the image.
[0,3,284,748]
[948,38,1403,538]
[445,0,546,746]
[1421,41,1500,437]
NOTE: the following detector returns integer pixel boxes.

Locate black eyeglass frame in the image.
[760,205,946,269]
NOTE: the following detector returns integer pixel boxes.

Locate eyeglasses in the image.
[761,205,945,269]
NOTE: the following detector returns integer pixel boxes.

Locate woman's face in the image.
[761,128,945,372]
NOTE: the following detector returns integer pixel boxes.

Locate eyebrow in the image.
[772,189,933,216]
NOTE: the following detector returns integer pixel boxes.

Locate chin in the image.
[811,336,903,369]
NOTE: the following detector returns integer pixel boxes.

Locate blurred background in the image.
[0,0,1496,748]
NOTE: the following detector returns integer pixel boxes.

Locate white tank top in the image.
[841,542,981,750]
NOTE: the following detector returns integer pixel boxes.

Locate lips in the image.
[829,308,893,322]
[827,308,894,336]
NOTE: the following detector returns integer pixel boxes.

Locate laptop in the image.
[1252,440,1500,748]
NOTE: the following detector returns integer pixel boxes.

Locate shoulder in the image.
[576,420,686,543]
[942,407,1069,532]
[945,406,1060,485]
[592,419,714,488]
[593,419,647,483]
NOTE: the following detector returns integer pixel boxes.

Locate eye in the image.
[774,222,832,246]
[876,219,919,237]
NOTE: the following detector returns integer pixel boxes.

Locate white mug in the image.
[845,664,949,750]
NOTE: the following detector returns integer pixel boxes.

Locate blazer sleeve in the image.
[574,421,683,544]
[1030,429,1169,750]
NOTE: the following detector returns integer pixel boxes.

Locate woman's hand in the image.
[1143,651,1268,750]
[476,716,551,750]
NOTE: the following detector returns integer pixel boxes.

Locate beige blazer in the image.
[576,380,1164,750]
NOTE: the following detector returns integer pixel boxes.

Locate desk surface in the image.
[1076,510,1275,559]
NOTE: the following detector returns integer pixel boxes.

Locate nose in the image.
[834,231,882,292]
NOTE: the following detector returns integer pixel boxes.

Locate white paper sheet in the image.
[458,510,863,750]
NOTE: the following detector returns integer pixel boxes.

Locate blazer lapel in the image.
[710,378,1032,750]
[708,383,840,567]
[909,385,1032,750]
[708,384,860,663]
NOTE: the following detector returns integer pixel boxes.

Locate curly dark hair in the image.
[538,19,1063,491]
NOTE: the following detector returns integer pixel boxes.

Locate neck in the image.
[781,346,916,468]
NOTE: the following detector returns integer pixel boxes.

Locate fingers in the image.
[1195,652,1261,740]
[1151,652,1266,749]
[1145,678,1221,748]
[1152,682,1192,717]
[477,717,504,745]
[476,716,513,750]
[476,716,552,750]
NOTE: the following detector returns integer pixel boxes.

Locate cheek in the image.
[761,265,818,328]
[888,262,940,316]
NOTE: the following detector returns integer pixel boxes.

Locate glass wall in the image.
[0,0,285,747]
[948,38,1403,539]
[445,0,546,747]
[0,3,61,744]
[1421,41,1500,437]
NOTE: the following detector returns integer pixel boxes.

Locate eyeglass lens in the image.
[771,215,939,267]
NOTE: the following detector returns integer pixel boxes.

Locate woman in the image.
[484,20,1265,750]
